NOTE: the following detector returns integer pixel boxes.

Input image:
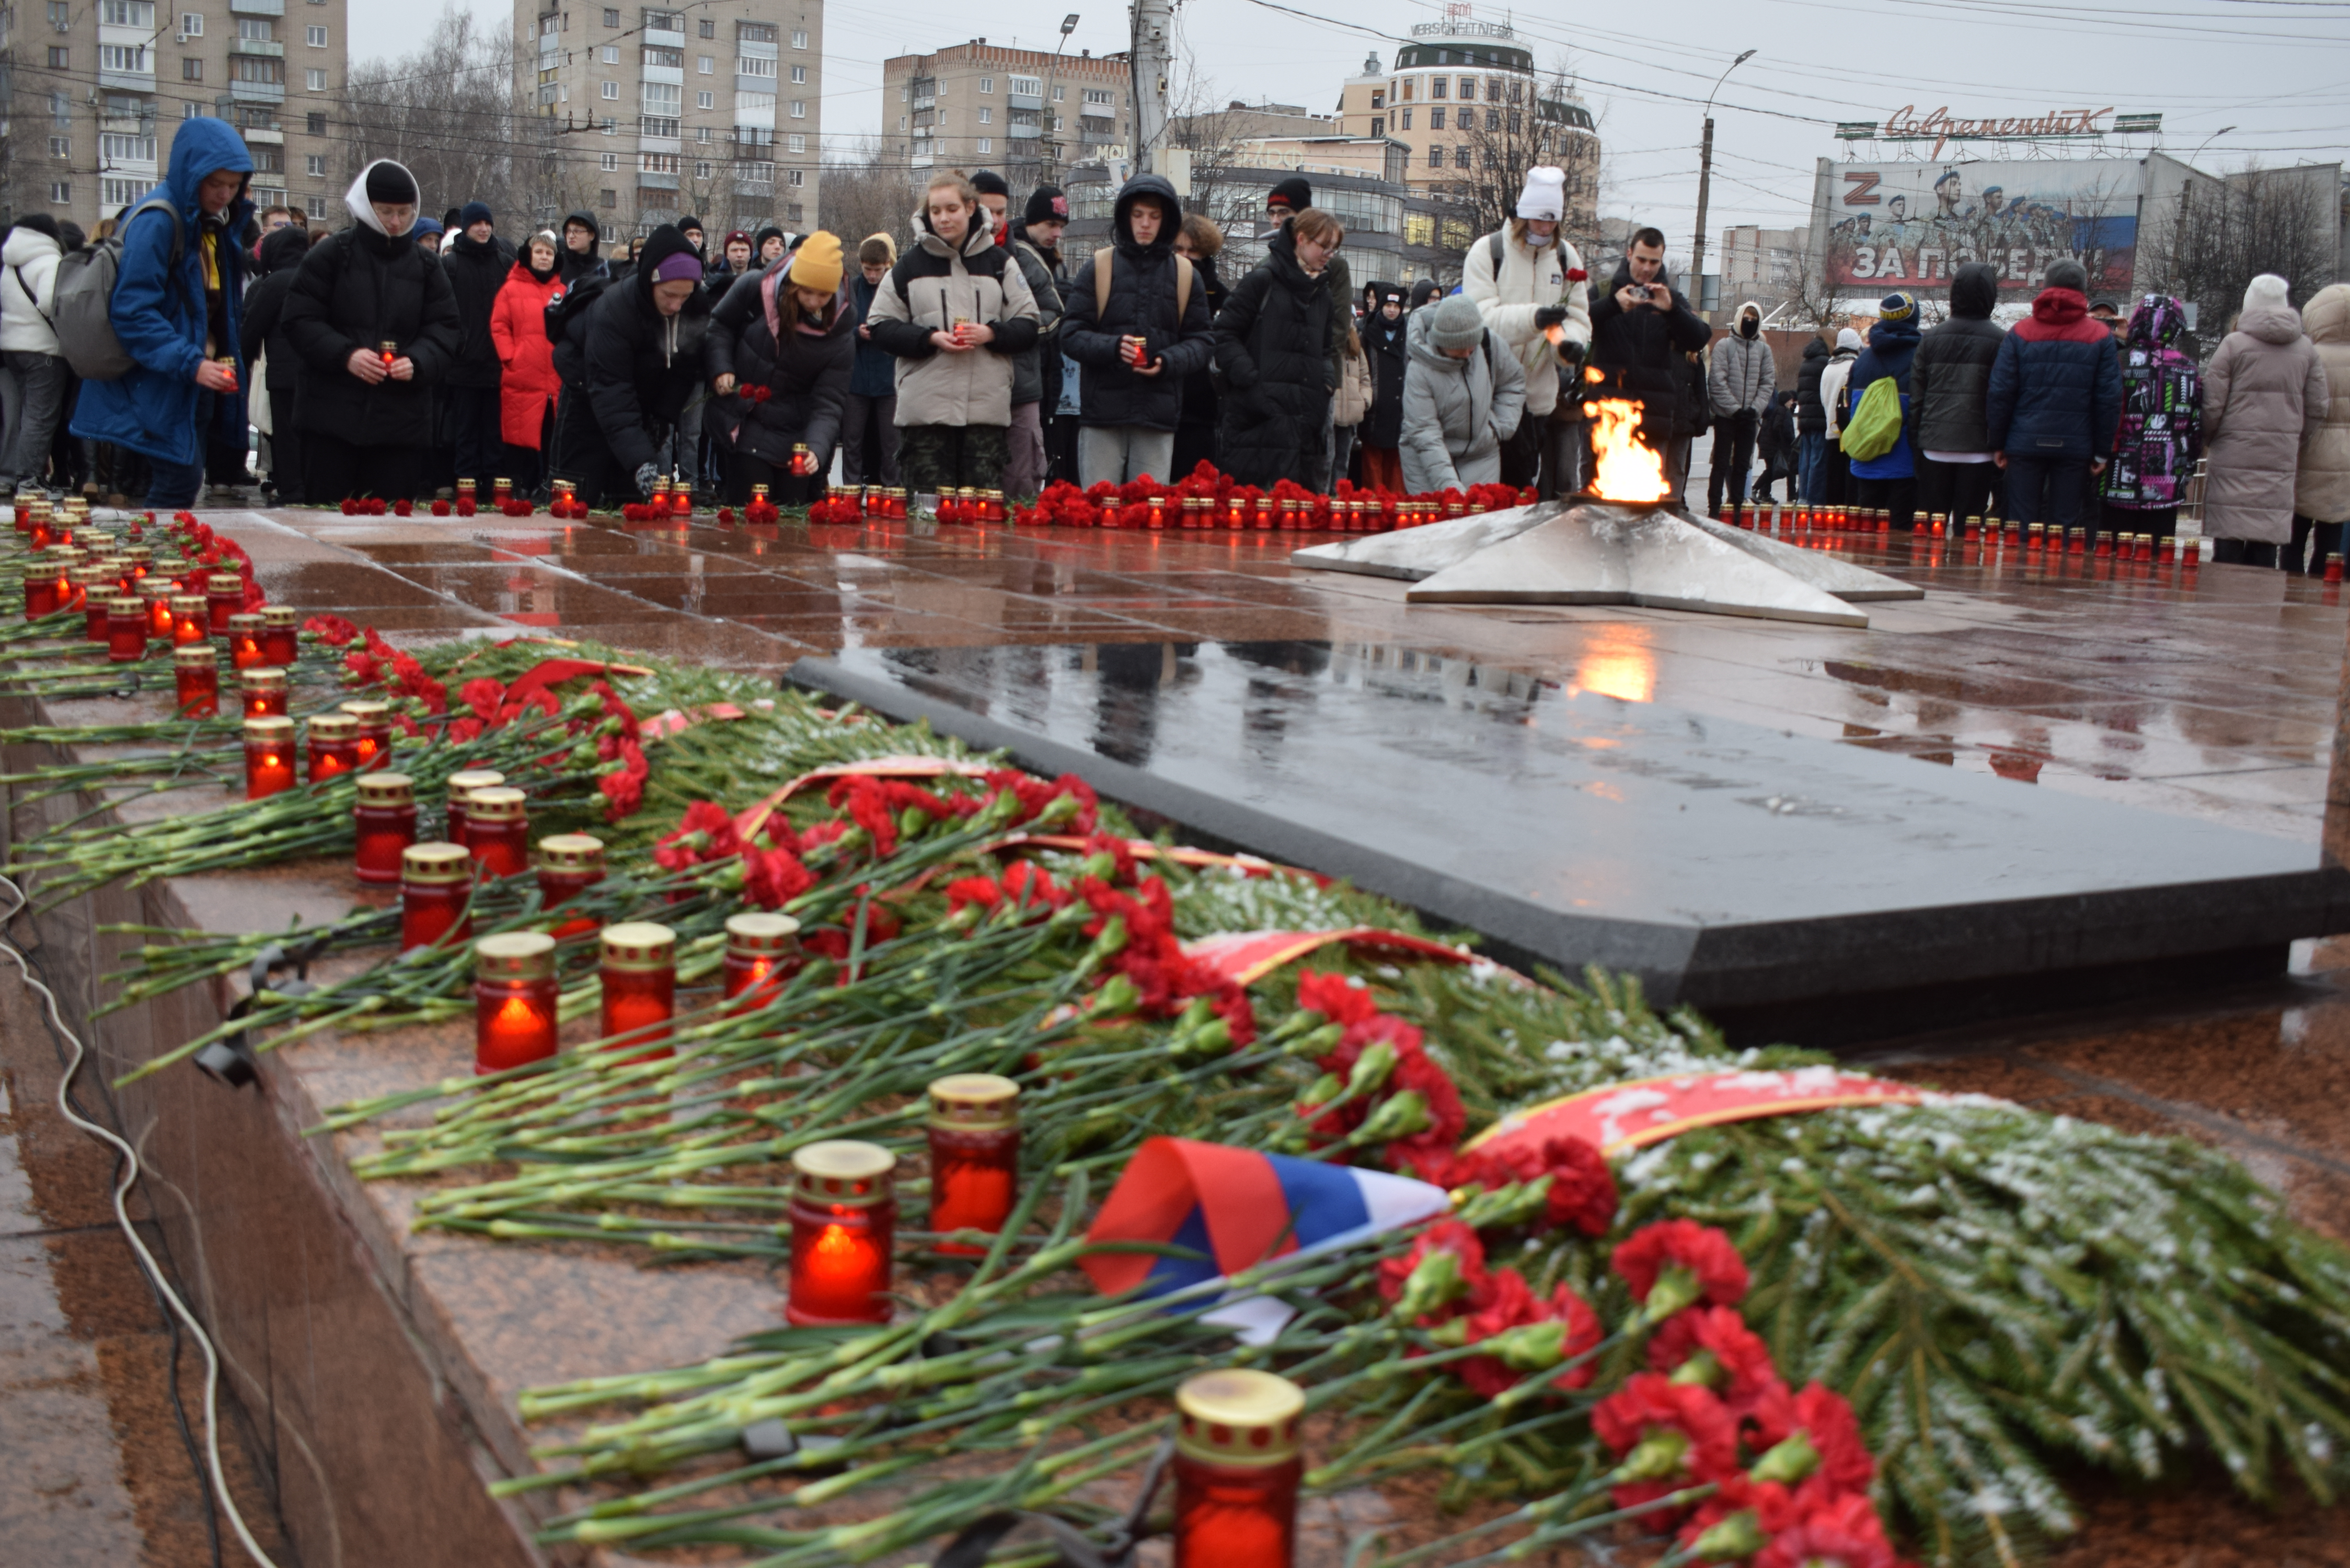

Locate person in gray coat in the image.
[2204,273,2330,565]
[1399,293,1525,493]
[1705,300,1775,514]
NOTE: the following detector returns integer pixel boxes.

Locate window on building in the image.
[1052,116,1063,131]
[1429,106,1444,130]
[1399,106,1410,130]
[182,56,202,79]
[1455,144,1471,168]
[789,63,805,83]
[695,89,711,108]
[600,151,617,169]
[736,20,774,41]
[787,132,805,152]
[641,44,680,66]
[738,54,774,76]
[103,176,145,207]
[179,10,202,34]
[1368,116,1383,137]
[1010,74,1039,95]
[101,0,153,22]
[642,79,679,114]
[739,159,773,182]
[698,17,711,33]
[696,54,711,72]
[47,0,70,24]
[248,144,283,173]
[977,107,990,123]
[978,77,992,93]
[1485,108,1499,131]
[789,98,804,118]
[1508,79,1523,104]
[601,7,617,23]
[101,131,155,161]
[1051,85,1064,100]
[897,115,906,130]
[1399,77,1414,101]
[307,110,326,133]
[1485,76,1501,101]
[1084,88,1110,105]
[600,43,617,62]
[601,80,618,98]
[1506,108,1520,133]
[49,182,71,203]
[1427,144,1442,168]
[1455,76,1473,99]
[1430,75,1445,99]
[49,135,71,157]
[48,45,68,66]
[695,124,709,141]
[786,168,803,186]
[640,152,678,173]
[976,137,991,153]
[103,42,152,71]
[305,22,325,44]
[305,65,325,89]
[183,101,201,118]
[601,116,615,131]
[599,188,616,206]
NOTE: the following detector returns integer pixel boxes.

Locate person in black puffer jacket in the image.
[442,201,514,495]
[559,210,607,284]
[704,232,854,505]
[1793,334,1831,502]
[281,159,462,503]
[1907,260,2005,525]
[1357,282,1410,493]
[1170,213,1228,482]
[1213,209,1338,488]
[1585,226,1712,481]
[1060,173,1214,486]
[549,223,712,508]
[239,222,314,502]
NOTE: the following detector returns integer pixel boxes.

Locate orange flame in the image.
[1584,398,1670,505]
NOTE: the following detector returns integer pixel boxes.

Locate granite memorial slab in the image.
[792,639,2349,1043]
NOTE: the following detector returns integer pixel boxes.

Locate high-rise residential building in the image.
[1719,224,1810,298]
[1331,7,1598,233]
[1,0,349,233]
[520,0,822,242]
[881,39,1132,190]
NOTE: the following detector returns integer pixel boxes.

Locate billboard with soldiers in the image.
[1815,158,2141,296]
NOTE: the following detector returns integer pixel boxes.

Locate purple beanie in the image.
[651,251,704,284]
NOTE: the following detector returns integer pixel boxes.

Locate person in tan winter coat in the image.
[2203,273,2330,564]
[2290,283,2350,575]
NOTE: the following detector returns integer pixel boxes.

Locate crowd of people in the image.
[0,134,2342,574]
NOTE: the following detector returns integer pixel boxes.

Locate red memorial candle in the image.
[206,575,244,633]
[225,612,266,671]
[399,843,474,951]
[306,712,360,783]
[106,595,148,662]
[172,643,219,718]
[535,833,606,938]
[597,920,676,1058]
[169,593,208,645]
[239,666,288,719]
[474,932,560,1074]
[786,1141,896,1327]
[243,716,296,800]
[442,768,505,848]
[721,912,801,1013]
[1173,1369,1306,1568]
[260,605,298,667]
[353,771,417,884]
[926,1073,1020,1255]
[142,580,176,639]
[22,563,57,620]
[339,699,393,769]
[464,786,529,878]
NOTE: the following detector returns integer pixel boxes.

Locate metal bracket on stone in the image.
[931,1436,1176,1568]
[195,932,333,1089]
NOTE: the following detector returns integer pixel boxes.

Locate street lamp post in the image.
[1043,14,1080,181]
[1688,48,1755,320]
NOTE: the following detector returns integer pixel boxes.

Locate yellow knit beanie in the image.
[788,230,844,294]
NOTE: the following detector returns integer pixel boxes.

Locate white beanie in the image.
[1836,327,1863,350]
[2243,273,2290,313]
[1515,166,1567,223]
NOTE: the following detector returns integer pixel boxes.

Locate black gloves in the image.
[1533,305,1569,331]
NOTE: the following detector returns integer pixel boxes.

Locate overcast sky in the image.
[353,0,2349,263]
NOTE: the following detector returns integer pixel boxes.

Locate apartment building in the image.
[520,0,821,241]
[882,39,1132,189]
[1,0,349,233]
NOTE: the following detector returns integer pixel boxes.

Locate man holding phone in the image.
[1585,226,1712,486]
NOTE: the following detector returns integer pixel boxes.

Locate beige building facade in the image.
[882,39,1133,188]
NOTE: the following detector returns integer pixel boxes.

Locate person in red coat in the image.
[489,230,567,494]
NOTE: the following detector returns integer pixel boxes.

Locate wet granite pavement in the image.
[5,503,2348,1564]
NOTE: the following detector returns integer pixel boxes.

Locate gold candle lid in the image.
[242,715,295,742]
[446,769,505,795]
[928,1072,1019,1132]
[464,786,526,824]
[1174,1369,1305,1467]
[227,611,264,632]
[261,605,297,628]
[790,1140,895,1206]
[599,920,675,971]
[401,841,471,883]
[207,576,245,597]
[69,566,106,585]
[339,699,390,726]
[142,580,177,602]
[169,593,206,615]
[239,666,288,692]
[536,833,605,872]
[355,771,413,808]
[122,544,153,562]
[173,643,217,668]
[106,595,144,614]
[475,931,556,981]
[723,911,800,952]
[307,713,358,741]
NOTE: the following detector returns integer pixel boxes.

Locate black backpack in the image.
[544,272,610,346]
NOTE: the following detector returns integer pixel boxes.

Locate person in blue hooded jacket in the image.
[69,117,252,509]
[1844,289,1923,528]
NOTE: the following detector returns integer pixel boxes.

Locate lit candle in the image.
[399,843,474,951]
[172,643,219,718]
[142,581,178,638]
[338,699,393,769]
[306,713,360,783]
[926,1073,1020,1255]
[238,666,289,719]
[169,593,209,645]
[260,605,298,666]
[1172,1369,1306,1568]
[106,595,148,662]
[474,932,560,1074]
[226,612,267,671]
[122,543,152,580]
[597,921,676,1058]
[352,771,417,884]
[722,912,801,1013]
[442,769,506,847]
[243,716,296,800]
[205,577,245,633]
[534,833,606,938]
[785,1141,897,1327]
[70,567,106,629]
[464,786,530,878]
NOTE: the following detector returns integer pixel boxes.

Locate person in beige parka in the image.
[2290,282,2350,574]
[2203,273,2330,565]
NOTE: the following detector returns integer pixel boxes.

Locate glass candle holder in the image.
[226,612,266,671]
[464,786,529,878]
[243,716,296,800]
[927,1073,1020,1255]
[172,643,220,718]
[442,768,506,847]
[536,834,606,938]
[22,564,58,620]
[169,593,209,645]
[123,543,152,578]
[353,771,417,884]
[400,843,474,951]
[75,570,109,639]
[598,920,676,1059]
[722,912,801,1013]
[306,712,360,783]
[1172,1369,1306,1568]
[338,699,393,769]
[106,596,148,662]
[239,666,289,719]
[491,476,512,503]
[474,932,560,1074]
[206,577,245,633]
[141,581,177,639]
[260,605,298,666]
[786,1142,897,1327]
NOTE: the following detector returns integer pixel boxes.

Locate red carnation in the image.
[1592,1373,1743,1512]
[1612,1218,1750,1309]
[1466,1134,1618,1237]
[654,800,744,871]
[1568,267,1588,282]
[1749,1382,1875,1497]
[1457,1267,1604,1396]
[743,845,815,908]
[302,614,361,647]
[1375,1219,1489,1324]
[1295,968,1378,1027]
[1646,1306,1785,1420]
[1754,1491,1909,1568]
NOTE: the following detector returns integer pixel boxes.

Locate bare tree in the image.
[817,140,916,258]
[340,9,535,225]
[1448,61,1598,251]
[1775,229,1859,333]
[2140,161,2340,336]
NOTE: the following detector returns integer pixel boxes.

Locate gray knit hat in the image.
[1429,292,1485,352]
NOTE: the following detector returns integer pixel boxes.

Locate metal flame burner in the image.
[1291,495,1921,628]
